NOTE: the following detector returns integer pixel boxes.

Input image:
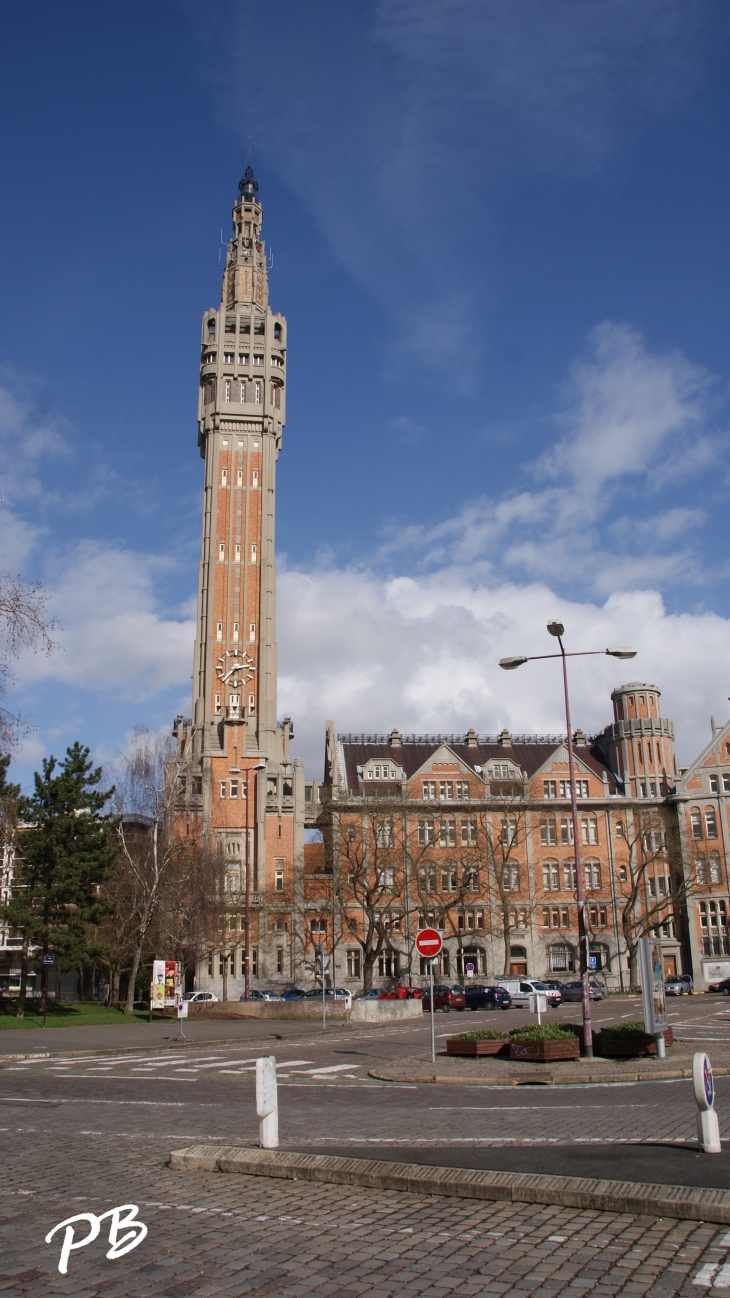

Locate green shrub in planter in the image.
[598,1020,648,1039]
[510,1023,577,1042]
[450,1028,511,1042]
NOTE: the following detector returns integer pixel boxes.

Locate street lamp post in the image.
[500,623,636,1058]
[244,760,267,1001]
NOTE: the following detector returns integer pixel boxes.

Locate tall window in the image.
[543,780,557,799]
[462,866,479,892]
[275,868,284,891]
[501,817,518,847]
[418,818,435,846]
[560,817,574,845]
[724,775,730,793]
[710,775,720,793]
[581,815,598,845]
[347,950,361,978]
[461,818,476,846]
[422,781,437,800]
[540,817,557,846]
[560,779,588,798]
[419,866,436,893]
[699,900,730,956]
[690,809,703,838]
[563,862,576,890]
[376,820,394,848]
[377,866,395,889]
[710,854,722,885]
[705,809,718,838]
[456,781,470,799]
[441,867,457,892]
[439,781,454,800]
[502,864,519,891]
[584,862,601,889]
[542,862,559,891]
[439,817,456,847]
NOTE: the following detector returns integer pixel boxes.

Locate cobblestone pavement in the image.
[4,1128,730,1297]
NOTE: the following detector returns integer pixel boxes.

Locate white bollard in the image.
[256,1055,279,1149]
[693,1051,722,1153]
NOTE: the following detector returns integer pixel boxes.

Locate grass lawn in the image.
[0,1002,151,1029]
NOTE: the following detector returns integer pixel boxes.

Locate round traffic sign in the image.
[415,927,443,959]
[693,1051,714,1110]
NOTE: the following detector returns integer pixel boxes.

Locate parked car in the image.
[353,988,382,999]
[280,987,307,1000]
[497,978,562,1008]
[304,987,353,1008]
[239,989,281,1001]
[558,980,604,1002]
[664,974,693,995]
[421,984,466,1012]
[463,984,512,1011]
[707,977,730,995]
[183,991,218,1003]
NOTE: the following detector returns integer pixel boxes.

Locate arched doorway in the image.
[509,945,527,976]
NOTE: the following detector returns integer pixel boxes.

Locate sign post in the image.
[415,928,443,1065]
[639,937,668,1058]
[693,1051,721,1153]
[175,998,188,1041]
[528,991,548,1026]
[256,1055,279,1148]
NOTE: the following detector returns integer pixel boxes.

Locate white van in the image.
[496,978,561,1008]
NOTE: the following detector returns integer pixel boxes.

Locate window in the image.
[560,779,588,798]
[224,380,231,403]
[724,775,730,794]
[276,949,285,975]
[418,818,435,846]
[461,818,476,846]
[543,780,557,799]
[274,322,282,340]
[220,782,227,798]
[706,809,718,838]
[501,817,517,847]
[492,764,510,778]
[250,622,256,641]
[422,781,437,800]
[540,817,557,846]
[542,862,560,891]
[193,776,202,796]
[230,780,239,798]
[643,830,663,853]
[254,382,261,403]
[216,621,223,642]
[542,907,570,929]
[218,542,225,560]
[275,868,284,891]
[560,817,574,845]
[439,781,454,800]
[699,900,730,956]
[376,820,394,848]
[710,854,722,885]
[710,775,720,793]
[253,353,264,365]
[690,810,703,838]
[439,817,456,847]
[615,821,625,837]
[310,918,326,934]
[347,950,361,978]
[233,622,239,641]
[221,468,228,485]
[441,867,457,892]
[618,865,627,882]
[563,862,576,890]
[696,857,707,885]
[248,694,255,714]
[454,780,469,799]
[235,544,241,562]
[502,864,519,891]
[548,944,574,973]
[377,866,395,889]
[581,815,598,845]
[378,952,399,978]
[178,775,186,794]
[462,866,479,892]
[207,317,216,338]
[419,866,436,893]
[252,469,259,486]
[251,543,257,561]
[584,862,602,890]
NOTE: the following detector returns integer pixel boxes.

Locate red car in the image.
[421,984,466,1012]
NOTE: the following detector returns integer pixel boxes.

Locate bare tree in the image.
[0,571,56,750]
[110,727,203,1013]
[615,809,695,988]
[481,798,529,976]
[333,804,409,991]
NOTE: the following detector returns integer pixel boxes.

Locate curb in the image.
[368,1064,730,1086]
[168,1146,730,1224]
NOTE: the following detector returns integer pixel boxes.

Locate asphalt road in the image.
[3,993,730,1295]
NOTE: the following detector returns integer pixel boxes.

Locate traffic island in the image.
[169,1146,730,1223]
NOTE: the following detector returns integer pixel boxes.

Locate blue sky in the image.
[2,0,730,786]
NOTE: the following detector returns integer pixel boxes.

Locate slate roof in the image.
[336,735,619,796]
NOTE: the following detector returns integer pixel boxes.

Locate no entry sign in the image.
[415,927,443,959]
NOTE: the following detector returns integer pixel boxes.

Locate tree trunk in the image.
[502,904,511,975]
[16,942,29,1018]
[222,950,228,1002]
[627,944,640,991]
[125,943,143,1014]
[363,950,376,991]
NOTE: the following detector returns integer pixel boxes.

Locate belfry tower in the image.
[175,165,303,995]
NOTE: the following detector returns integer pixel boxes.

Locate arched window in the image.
[510,945,526,959]
[207,317,216,339]
[589,942,610,972]
[547,943,575,973]
[274,322,282,340]
[690,807,702,839]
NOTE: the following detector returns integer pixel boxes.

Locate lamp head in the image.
[547,620,564,637]
[499,656,528,670]
[605,647,637,660]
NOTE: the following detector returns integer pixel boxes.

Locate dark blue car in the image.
[280,987,306,1000]
[463,984,512,1011]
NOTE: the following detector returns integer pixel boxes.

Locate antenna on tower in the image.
[268,248,274,269]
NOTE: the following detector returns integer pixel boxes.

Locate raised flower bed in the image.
[508,1024,580,1063]
[446,1029,511,1058]
[596,1020,674,1058]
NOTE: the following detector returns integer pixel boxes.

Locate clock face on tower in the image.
[215,649,256,691]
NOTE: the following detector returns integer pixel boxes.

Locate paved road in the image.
[4,994,730,1294]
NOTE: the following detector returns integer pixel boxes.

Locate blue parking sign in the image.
[589,956,597,969]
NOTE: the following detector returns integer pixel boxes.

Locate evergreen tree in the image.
[1,742,117,1017]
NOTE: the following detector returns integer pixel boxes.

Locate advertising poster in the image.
[639,936,667,1033]
[164,960,180,1007]
[151,959,166,1010]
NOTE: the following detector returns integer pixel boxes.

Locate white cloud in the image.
[279,564,730,779]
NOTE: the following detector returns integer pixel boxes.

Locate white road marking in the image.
[299,1064,362,1075]
[548,1235,566,1242]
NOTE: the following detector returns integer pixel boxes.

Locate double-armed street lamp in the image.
[499,623,637,1058]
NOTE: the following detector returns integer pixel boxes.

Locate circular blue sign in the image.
[704,1056,714,1109]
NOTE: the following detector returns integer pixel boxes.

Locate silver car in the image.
[559,980,604,1002]
[664,975,693,996]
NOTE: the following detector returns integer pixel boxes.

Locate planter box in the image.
[596,1025,673,1058]
[509,1038,580,1063]
[446,1038,510,1057]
